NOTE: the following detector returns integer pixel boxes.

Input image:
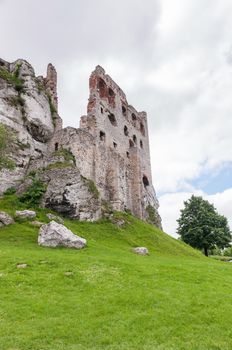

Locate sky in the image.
[1,0,232,237]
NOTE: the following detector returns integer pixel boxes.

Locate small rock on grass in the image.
[133,247,149,255]
[17,263,28,269]
[0,211,14,226]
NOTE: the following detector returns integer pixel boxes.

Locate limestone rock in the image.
[40,167,101,222]
[38,221,86,249]
[15,210,36,219]
[133,247,149,255]
[46,213,64,224]
[0,211,14,227]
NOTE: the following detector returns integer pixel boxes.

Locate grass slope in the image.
[0,196,232,350]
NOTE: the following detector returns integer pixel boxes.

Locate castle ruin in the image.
[0,58,161,228]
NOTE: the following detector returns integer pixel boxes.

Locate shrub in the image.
[0,66,24,93]
[4,187,16,195]
[223,246,232,257]
[52,148,75,163]
[0,123,15,170]
[146,204,160,227]
[81,176,99,199]
[19,179,47,207]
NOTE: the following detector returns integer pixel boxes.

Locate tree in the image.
[177,195,231,256]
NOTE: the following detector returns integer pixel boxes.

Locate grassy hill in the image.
[1,195,232,350]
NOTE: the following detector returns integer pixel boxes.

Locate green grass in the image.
[1,196,232,349]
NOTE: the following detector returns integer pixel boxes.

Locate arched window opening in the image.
[124,125,129,136]
[100,107,104,114]
[122,105,127,116]
[132,113,137,121]
[133,135,137,144]
[55,142,59,151]
[113,142,117,149]
[126,151,130,158]
[108,113,117,126]
[129,139,134,148]
[140,122,145,136]
[98,78,107,98]
[140,140,143,148]
[108,88,114,97]
[143,175,149,187]
[108,88,115,106]
[100,131,105,141]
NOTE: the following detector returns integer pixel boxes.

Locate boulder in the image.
[133,247,149,255]
[15,210,36,219]
[0,211,14,227]
[38,221,86,249]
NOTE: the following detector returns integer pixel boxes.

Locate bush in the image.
[19,179,47,207]
[0,123,15,170]
[223,246,232,257]
[52,148,75,163]
[146,204,160,227]
[81,176,99,199]
[4,187,16,195]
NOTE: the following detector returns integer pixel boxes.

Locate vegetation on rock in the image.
[19,179,47,207]
[0,123,15,170]
[52,148,75,163]
[146,204,160,227]
[81,175,99,199]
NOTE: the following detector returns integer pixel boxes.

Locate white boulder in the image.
[38,221,86,249]
[15,210,36,219]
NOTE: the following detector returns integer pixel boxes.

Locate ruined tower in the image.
[51,65,161,227]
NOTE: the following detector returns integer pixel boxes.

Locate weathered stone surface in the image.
[46,213,64,224]
[0,211,14,226]
[40,167,101,222]
[38,221,86,249]
[133,247,149,255]
[0,58,60,195]
[15,210,36,219]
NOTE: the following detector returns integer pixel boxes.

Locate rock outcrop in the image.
[38,221,86,249]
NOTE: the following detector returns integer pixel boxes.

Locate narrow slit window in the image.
[100,131,105,141]
[108,113,117,126]
[143,175,149,187]
[124,125,129,136]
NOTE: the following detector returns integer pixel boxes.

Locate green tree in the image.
[177,195,231,256]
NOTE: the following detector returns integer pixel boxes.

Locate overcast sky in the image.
[1,0,232,237]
